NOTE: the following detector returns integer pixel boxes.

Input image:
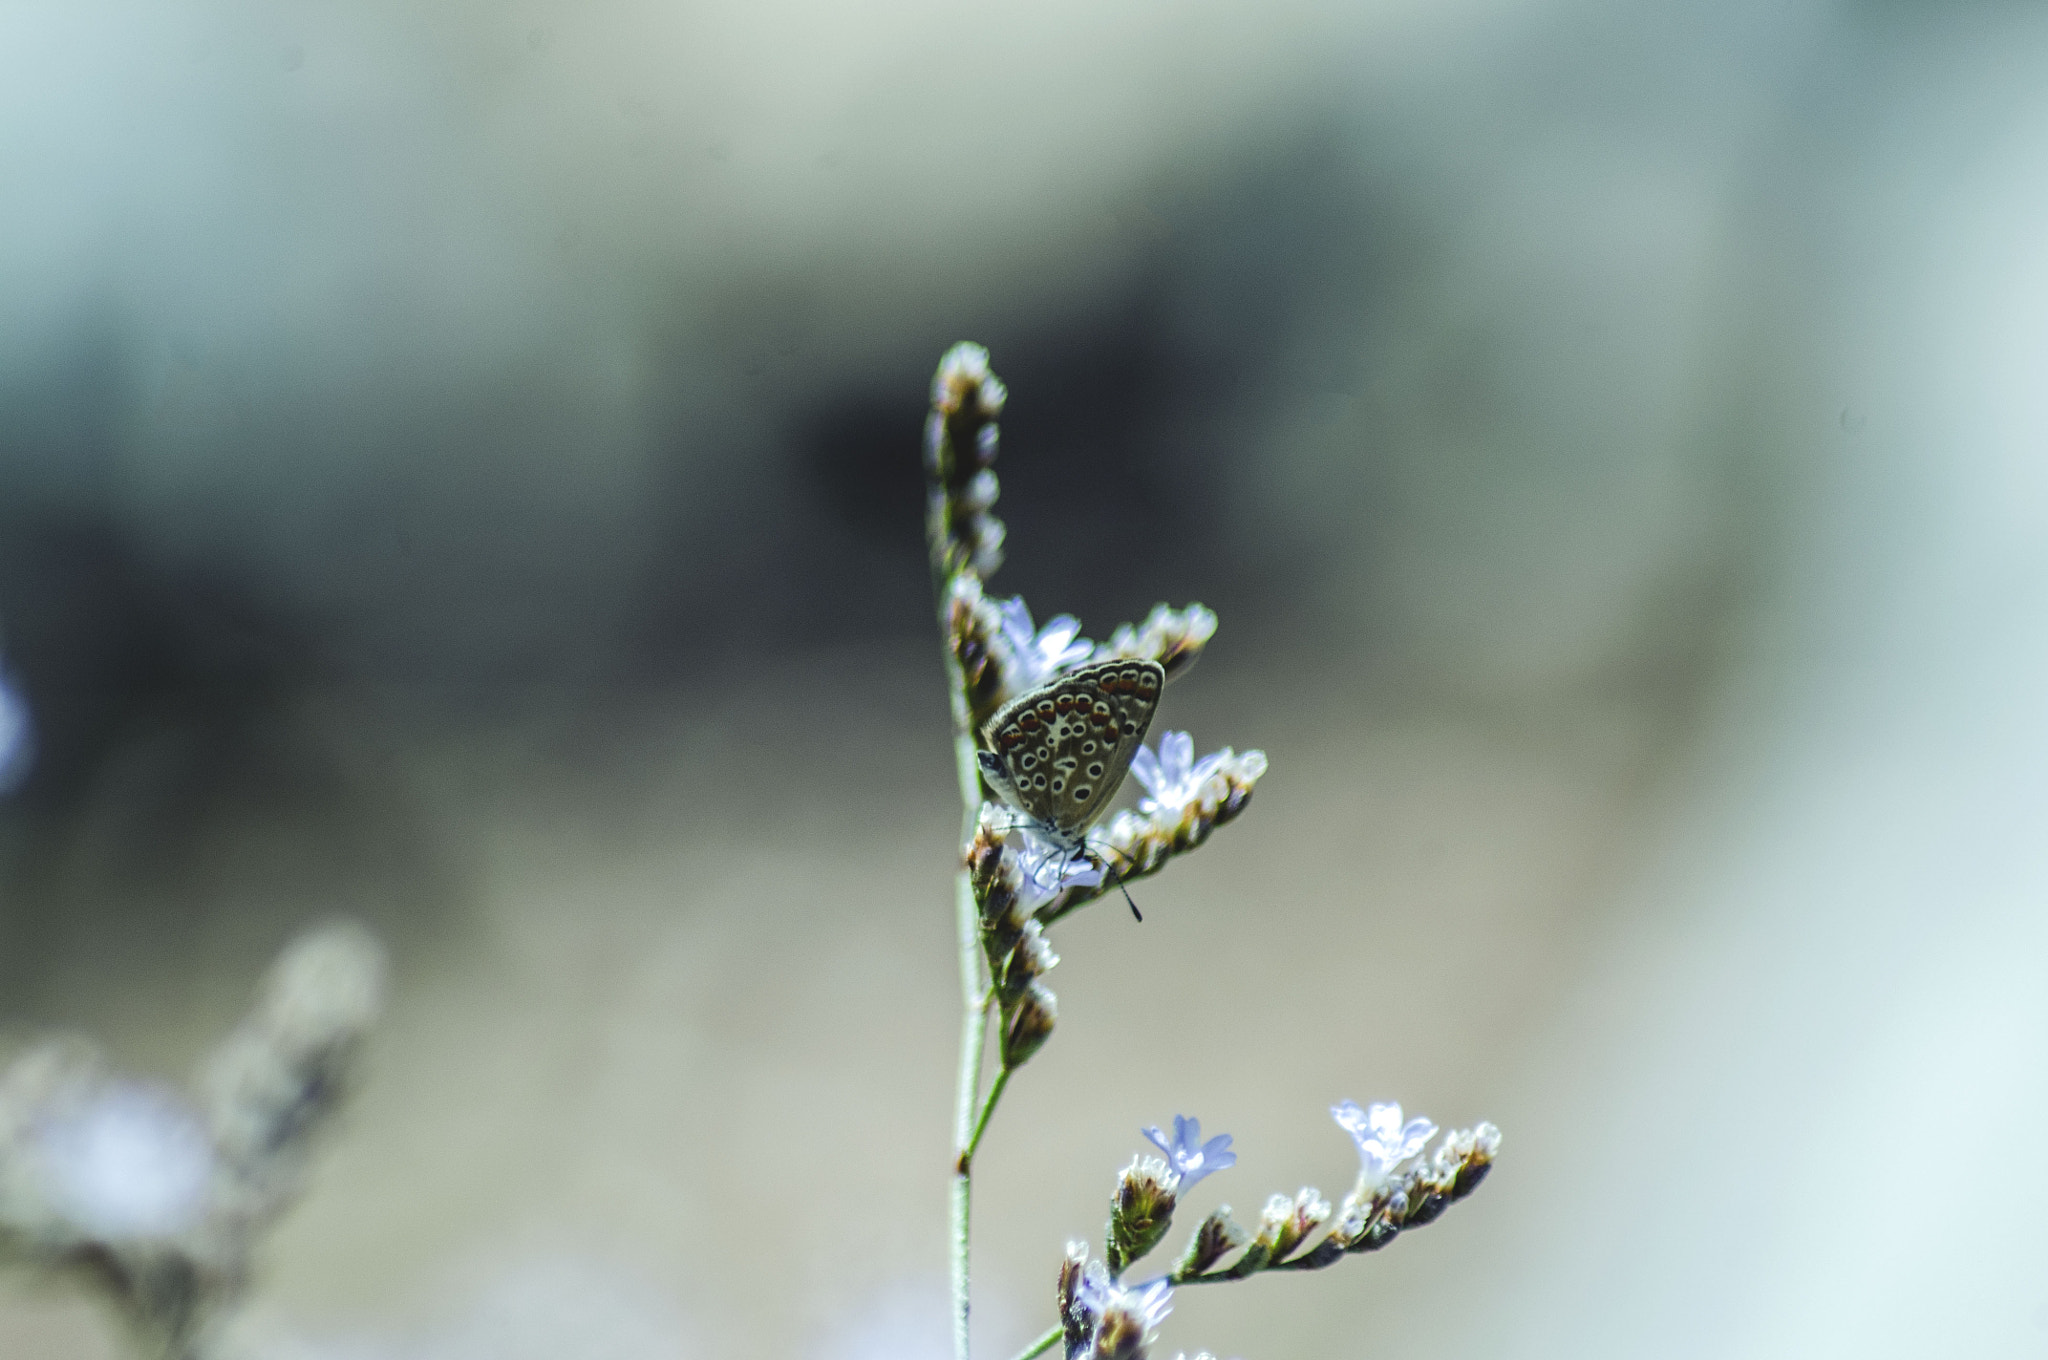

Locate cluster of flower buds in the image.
[1168,1102,1500,1284]
[966,822,1080,1069]
[1103,1116,1235,1274]
[1057,1244,1174,1360]
[1047,1105,1497,1358]
[0,922,386,1359]
[202,920,387,1228]
[1322,1114,1501,1260]
[945,586,1221,737]
[1090,604,1218,686]
[925,341,1009,584]
[1036,733,1267,926]
[964,731,1265,931]
[946,575,1016,734]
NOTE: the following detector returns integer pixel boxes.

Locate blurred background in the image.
[3,0,2047,1355]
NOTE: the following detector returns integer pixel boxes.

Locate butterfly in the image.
[976,658,1165,915]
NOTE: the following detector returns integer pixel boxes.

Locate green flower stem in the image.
[943,616,993,1360]
[962,1065,1012,1170]
[1008,1325,1063,1360]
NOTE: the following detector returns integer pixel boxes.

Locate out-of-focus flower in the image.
[0,664,33,793]
[1140,1116,1235,1190]
[999,597,1093,692]
[1091,604,1217,683]
[1331,1100,1435,1189]
[33,1081,214,1241]
[204,920,386,1220]
[925,343,1009,581]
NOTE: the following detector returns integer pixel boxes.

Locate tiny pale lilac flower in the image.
[35,1081,215,1240]
[1140,1115,1236,1190]
[1073,1255,1116,1321]
[1011,827,1103,909]
[1117,1277,1174,1331]
[998,597,1093,690]
[1332,1100,1436,1188]
[1129,732,1228,817]
[1091,1274,1174,1360]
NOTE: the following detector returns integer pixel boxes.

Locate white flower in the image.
[35,1081,215,1240]
[1331,1100,1435,1189]
[1011,826,1103,909]
[1129,732,1227,817]
[998,597,1092,690]
[1140,1115,1236,1190]
[0,665,32,794]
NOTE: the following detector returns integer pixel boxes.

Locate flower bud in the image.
[1057,1240,1093,1359]
[1093,604,1218,684]
[1252,1187,1329,1265]
[994,921,1059,1006]
[1001,982,1057,1068]
[1106,1156,1178,1273]
[1174,1205,1250,1277]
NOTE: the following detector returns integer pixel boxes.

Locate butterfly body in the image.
[977,658,1165,854]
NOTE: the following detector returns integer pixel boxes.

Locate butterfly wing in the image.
[982,659,1164,840]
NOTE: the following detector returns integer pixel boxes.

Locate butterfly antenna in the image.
[1091,840,1143,923]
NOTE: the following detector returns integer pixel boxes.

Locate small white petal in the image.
[1397,1117,1438,1160]
[1160,731,1193,785]
[36,1083,214,1240]
[1130,744,1163,796]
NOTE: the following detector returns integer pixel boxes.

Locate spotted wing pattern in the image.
[981,659,1165,845]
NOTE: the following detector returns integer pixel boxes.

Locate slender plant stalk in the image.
[1008,1324,1063,1360]
[943,633,991,1360]
[963,1066,1011,1168]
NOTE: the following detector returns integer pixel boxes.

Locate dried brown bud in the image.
[925,344,1009,582]
[993,920,1059,1006]
[1174,1205,1250,1278]
[1093,604,1218,684]
[947,575,1011,726]
[1000,981,1058,1068]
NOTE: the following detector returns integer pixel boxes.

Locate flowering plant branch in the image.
[922,343,1501,1360]
[0,922,385,1360]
